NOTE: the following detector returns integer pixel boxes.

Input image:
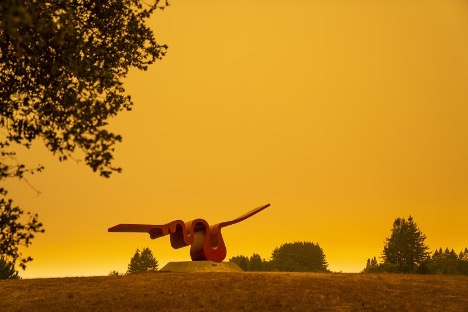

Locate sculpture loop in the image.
[108,203,270,262]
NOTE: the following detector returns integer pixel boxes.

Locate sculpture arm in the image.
[218,203,270,228]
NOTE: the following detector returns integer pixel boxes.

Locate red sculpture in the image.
[108,203,270,262]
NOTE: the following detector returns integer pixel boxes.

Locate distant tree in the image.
[229,254,269,271]
[230,242,328,272]
[270,242,329,272]
[140,248,158,271]
[249,253,266,271]
[382,216,430,273]
[460,248,468,274]
[460,248,468,261]
[229,255,249,271]
[108,270,121,276]
[0,256,19,279]
[365,247,468,275]
[1,0,167,273]
[127,247,158,274]
[428,247,468,275]
[363,256,380,273]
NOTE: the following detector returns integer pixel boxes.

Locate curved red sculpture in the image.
[108,203,270,262]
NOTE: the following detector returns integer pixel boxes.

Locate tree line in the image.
[363,216,468,275]
[229,241,329,272]
[109,242,329,276]
[3,215,467,279]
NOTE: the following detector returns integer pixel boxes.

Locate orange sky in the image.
[5,0,468,278]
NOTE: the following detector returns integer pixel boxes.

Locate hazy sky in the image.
[5,0,468,277]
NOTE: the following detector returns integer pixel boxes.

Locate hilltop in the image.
[1,272,467,311]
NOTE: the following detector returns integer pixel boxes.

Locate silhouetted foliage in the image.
[249,253,266,271]
[0,187,44,271]
[364,216,429,274]
[230,241,329,272]
[362,216,468,275]
[362,257,402,273]
[427,248,468,275]
[363,256,379,273]
[270,242,328,272]
[229,255,250,271]
[0,256,19,279]
[127,247,158,274]
[382,216,430,273]
[1,0,168,176]
[229,254,269,271]
[1,0,167,272]
[365,247,468,275]
[108,270,121,276]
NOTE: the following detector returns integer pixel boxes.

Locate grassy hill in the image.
[1,272,467,311]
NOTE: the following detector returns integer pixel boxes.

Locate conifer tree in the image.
[127,247,158,274]
[429,247,468,275]
[363,256,380,273]
[127,249,141,274]
[140,247,158,271]
[460,248,468,274]
[460,248,468,261]
[382,216,430,272]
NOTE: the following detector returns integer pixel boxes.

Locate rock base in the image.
[159,261,243,273]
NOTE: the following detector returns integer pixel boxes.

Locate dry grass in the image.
[0,272,467,311]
